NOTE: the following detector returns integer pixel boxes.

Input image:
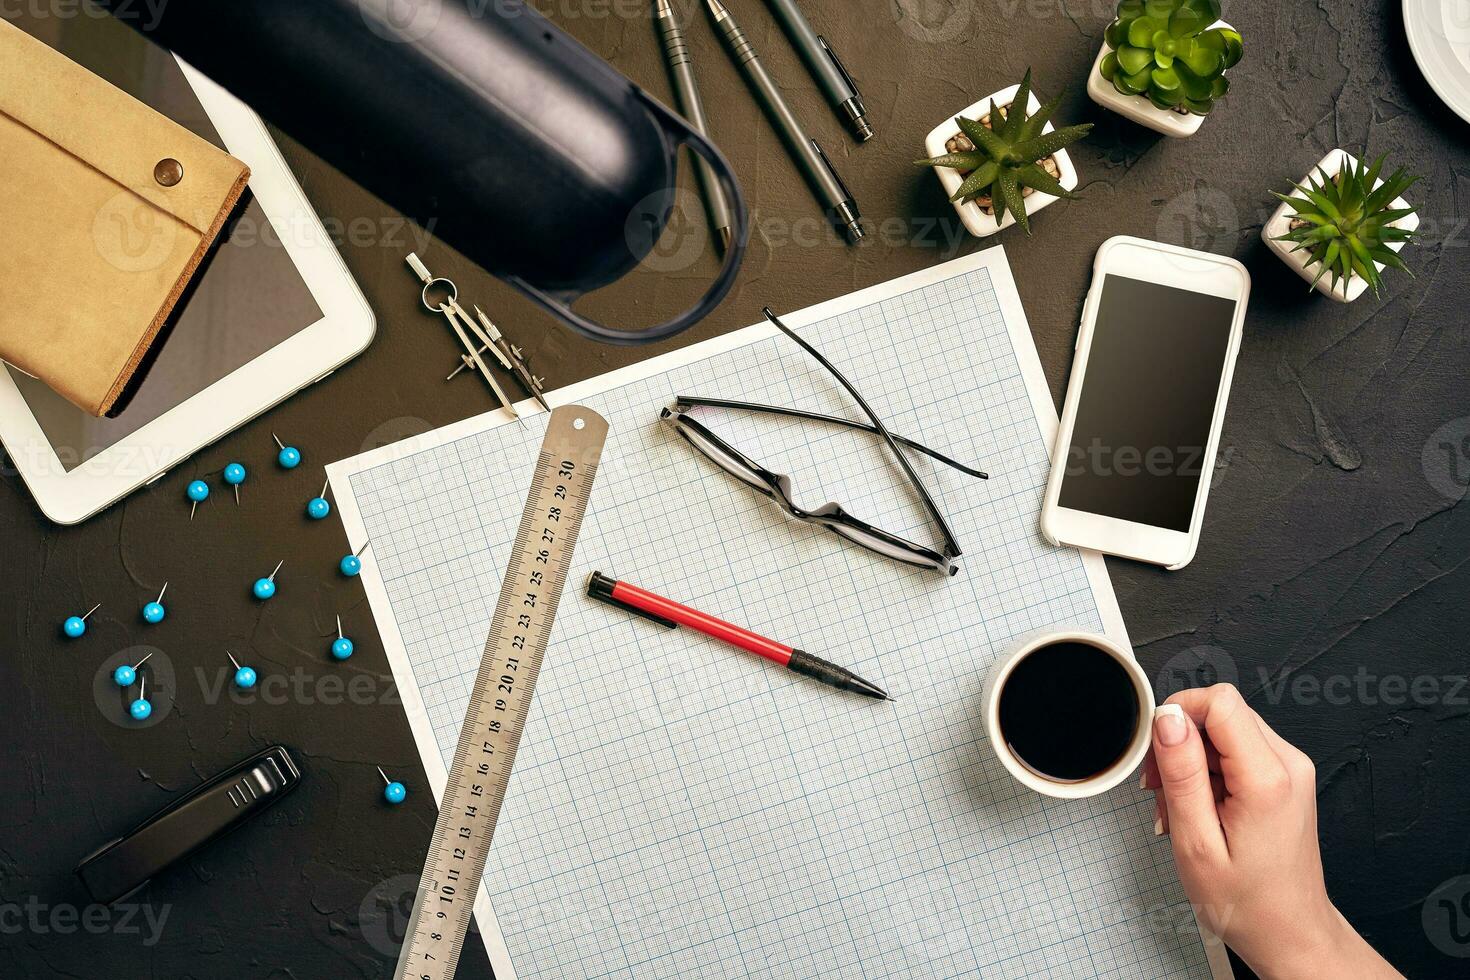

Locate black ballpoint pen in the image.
[705,0,864,244]
[763,0,873,142]
[653,0,735,252]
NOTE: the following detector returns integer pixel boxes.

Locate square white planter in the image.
[1086,21,1233,138]
[924,84,1079,238]
[1261,148,1420,303]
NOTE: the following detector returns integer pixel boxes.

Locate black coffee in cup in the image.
[997,639,1141,782]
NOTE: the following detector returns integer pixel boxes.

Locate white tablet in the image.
[0,26,373,525]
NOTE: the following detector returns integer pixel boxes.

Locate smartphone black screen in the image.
[1058,274,1237,533]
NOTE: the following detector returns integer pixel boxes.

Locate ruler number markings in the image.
[396,408,608,980]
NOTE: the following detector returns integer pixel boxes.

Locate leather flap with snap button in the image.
[0,19,250,417]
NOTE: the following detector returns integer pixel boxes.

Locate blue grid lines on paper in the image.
[346,265,1209,980]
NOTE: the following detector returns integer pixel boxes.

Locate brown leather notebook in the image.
[0,20,249,417]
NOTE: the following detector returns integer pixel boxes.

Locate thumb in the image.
[1152,704,1227,861]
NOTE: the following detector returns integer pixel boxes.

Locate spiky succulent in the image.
[1100,0,1242,115]
[915,69,1091,234]
[1273,154,1420,298]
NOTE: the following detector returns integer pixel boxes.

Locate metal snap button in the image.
[154,158,184,186]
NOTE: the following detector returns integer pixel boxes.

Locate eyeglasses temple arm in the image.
[674,396,987,480]
[761,308,963,562]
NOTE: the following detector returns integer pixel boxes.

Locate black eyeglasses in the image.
[659,308,987,576]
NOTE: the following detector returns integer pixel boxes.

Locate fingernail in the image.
[1154,703,1187,746]
[1153,815,1164,836]
[1139,770,1148,790]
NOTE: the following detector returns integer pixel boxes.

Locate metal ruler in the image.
[393,405,608,980]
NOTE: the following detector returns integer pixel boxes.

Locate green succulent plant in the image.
[1100,0,1243,115]
[915,69,1092,234]
[1272,154,1420,298]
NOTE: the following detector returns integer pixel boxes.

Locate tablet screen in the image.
[5,13,323,471]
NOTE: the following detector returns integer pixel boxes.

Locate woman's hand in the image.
[1142,684,1402,980]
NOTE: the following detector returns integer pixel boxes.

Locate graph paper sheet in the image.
[328,246,1229,980]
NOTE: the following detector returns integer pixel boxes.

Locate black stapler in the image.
[76,746,302,905]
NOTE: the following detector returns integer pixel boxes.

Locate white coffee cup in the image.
[981,629,1156,799]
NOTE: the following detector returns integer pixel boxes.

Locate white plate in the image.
[1404,0,1470,124]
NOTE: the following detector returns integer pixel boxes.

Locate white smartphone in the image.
[1042,236,1250,570]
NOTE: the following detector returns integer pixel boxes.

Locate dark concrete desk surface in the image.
[4,1,1468,977]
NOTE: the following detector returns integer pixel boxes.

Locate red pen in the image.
[587,571,892,701]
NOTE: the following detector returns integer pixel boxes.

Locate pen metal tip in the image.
[844,219,866,244]
[704,0,729,20]
[717,226,733,254]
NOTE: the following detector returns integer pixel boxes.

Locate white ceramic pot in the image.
[924,84,1080,238]
[1261,148,1420,303]
[1086,21,1233,138]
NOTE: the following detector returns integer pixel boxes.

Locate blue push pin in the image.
[129,676,153,721]
[273,432,301,469]
[332,615,355,661]
[223,462,246,505]
[63,602,101,639]
[252,560,283,600]
[142,582,168,624]
[306,479,331,520]
[379,767,407,805]
[339,540,371,577]
[187,479,209,520]
[113,651,153,688]
[227,651,257,690]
